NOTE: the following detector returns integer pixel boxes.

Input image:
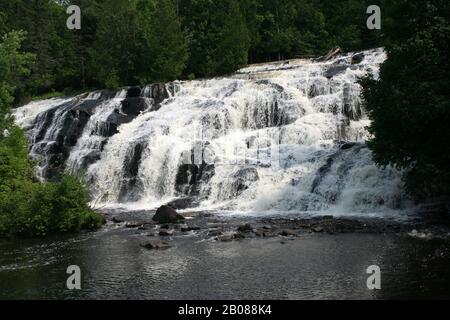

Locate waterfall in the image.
[13,48,413,216]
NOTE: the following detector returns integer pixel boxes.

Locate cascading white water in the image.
[13,48,413,217]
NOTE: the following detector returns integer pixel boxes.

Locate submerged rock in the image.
[112,216,123,223]
[140,240,171,250]
[218,234,234,242]
[279,229,298,237]
[237,223,253,232]
[159,229,174,236]
[153,205,185,224]
[125,221,144,228]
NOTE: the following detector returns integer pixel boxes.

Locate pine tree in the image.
[141,0,188,83]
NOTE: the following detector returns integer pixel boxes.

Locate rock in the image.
[208,230,223,237]
[140,240,171,250]
[112,217,124,223]
[340,142,357,150]
[159,229,174,236]
[280,229,298,237]
[232,167,259,195]
[312,226,324,233]
[125,221,144,228]
[181,225,200,232]
[166,197,198,210]
[233,233,246,240]
[218,235,234,242]
[237,223,253,232]
[153,205,185,224]
[351,52,365,64]
[254,229,264,237]
[118,143,146,202]
[175,163,215,196]
[324,65,350,79]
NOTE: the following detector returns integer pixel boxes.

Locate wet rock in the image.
[175,162,215,197]
[126,86,141,98]
[237,224,253,232]
[280,229,298,237]
[233,167,259,194]
[343,83,362,120]
[140,240,171,250]
[254,229,264,237]
[340,142,357,150]
[141,83,171,108]
[118,143,146,202]
[159,229,174,236]
[112,216,123,223]
[125,221,144,228]
[181,225,200,232]
[218,235,234,242]
[153,205,185,224]
[166,197,198,210]
[351,52,365,64]
[208,230,223,237]
[324,65,350,79]
[312,226,324,233]
[233,233,246,240]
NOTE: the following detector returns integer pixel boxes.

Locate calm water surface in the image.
[1,215,450,300]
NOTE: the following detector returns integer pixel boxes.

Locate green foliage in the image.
[361,0,450,199]
[0,29,102,238]
[0,30,34,132]
[0,173,103,237]
[139,0,188,83]
[0,0,390,97]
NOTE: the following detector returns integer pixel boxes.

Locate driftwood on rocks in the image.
[315,47,342,62]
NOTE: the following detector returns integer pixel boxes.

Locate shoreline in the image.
[1,209,450,299]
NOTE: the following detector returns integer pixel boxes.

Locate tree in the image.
[88,0,141,89]
[255,0,300,61]
[140,0,188,83]
[212,0,250,74]
[182,0,249,77]
[0,31,34,133]
[361,0,450,199]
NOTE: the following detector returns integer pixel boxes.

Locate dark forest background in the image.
[1,0,389,102]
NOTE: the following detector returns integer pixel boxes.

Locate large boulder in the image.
[152,205,185,224]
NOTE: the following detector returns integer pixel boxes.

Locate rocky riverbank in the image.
[98,206,450,251]
[2,206,450,299]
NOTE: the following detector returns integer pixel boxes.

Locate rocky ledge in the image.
[94,205,450,251]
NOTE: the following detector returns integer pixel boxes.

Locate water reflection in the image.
[1,228,449,299]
